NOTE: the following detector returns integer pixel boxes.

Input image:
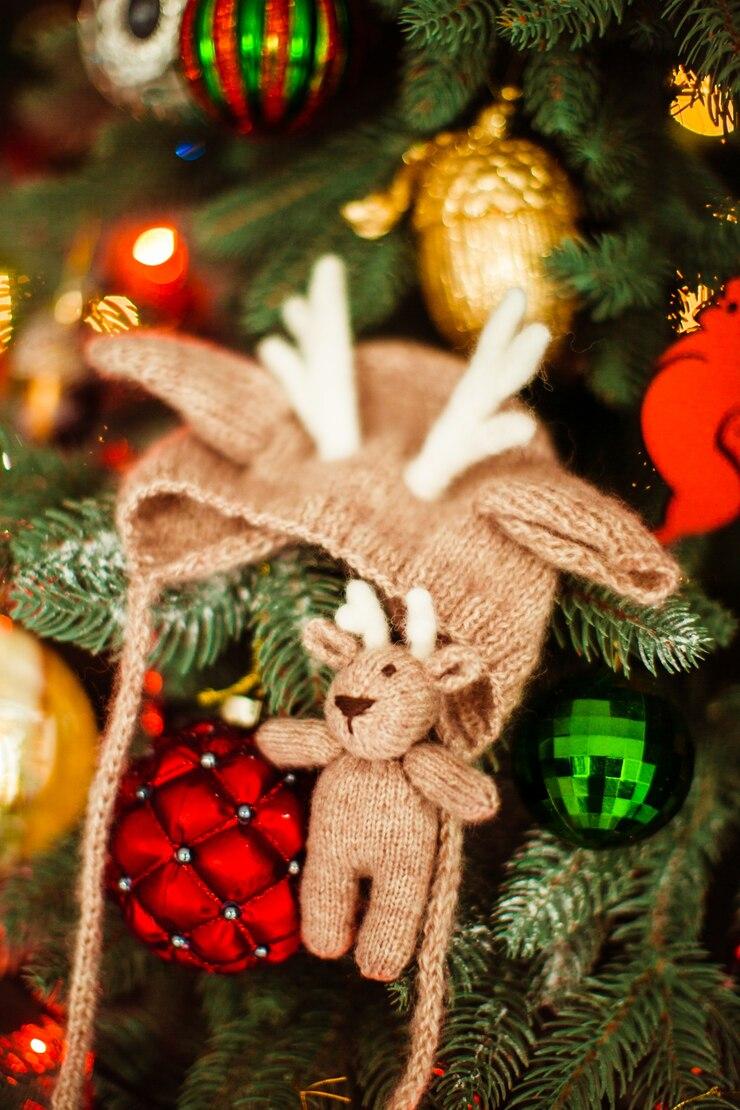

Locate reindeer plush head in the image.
[53,254,680,1110]
[306,581,483,759]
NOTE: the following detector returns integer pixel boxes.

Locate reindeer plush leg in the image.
[355,854,435,982]
[300,850,358,960]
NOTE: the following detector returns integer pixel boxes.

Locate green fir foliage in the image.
[553,576,737,675]
[9,496,255,671]
[398,0,501,130]
[498,1,629,49]
[493,833,634,961]
[665,0,740,93]
[179,960,349,1109]
[251,552,346,716]
[8,496,345,686]
[193,118,416,336]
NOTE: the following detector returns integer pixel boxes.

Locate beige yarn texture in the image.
[52,328,679,1109]
[257,630,499,982]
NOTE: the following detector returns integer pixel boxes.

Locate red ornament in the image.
[642,278,740,543]
[0,978,93,1106]
[108,721,305,972]
[180,0,352,136]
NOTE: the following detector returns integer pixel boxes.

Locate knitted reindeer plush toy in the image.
[258,581,499,982]
[53,256,679,1110]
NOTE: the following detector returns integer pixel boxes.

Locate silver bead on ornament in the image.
[77,0,192,119]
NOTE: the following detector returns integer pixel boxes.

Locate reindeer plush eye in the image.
[128,0,162,38]
[381,664,397,677]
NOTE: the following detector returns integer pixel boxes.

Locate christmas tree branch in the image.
[507,951,735,1110]
[523,49,601,139]
[250,552,346,716]
[397,0,501,130]
[431,981,534,1108]
[179,960,348,1109]
[552,577,736,676]
[498,1,629,49]
[9,496,256,672]
[548,228,670,320]
[0,426,103,572]
[664,0,740,94]
[493,833,634,960]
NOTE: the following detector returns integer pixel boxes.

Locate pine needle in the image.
[553,576,736,676]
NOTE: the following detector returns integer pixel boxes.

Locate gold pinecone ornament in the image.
[343,101,580,351]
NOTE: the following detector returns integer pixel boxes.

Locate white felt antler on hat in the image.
[404,288,550,501]
[257,255,361,461]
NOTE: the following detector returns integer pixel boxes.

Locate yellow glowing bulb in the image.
[53,289,84,326]
[670,66,735,137]
[30,1037,47,1054]
[0,272,13,353]
[132,227,177,267]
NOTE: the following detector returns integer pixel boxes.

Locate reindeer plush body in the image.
[52,256,680,1110]
[258,582,499,980]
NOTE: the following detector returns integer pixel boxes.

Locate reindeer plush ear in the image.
[479,467,680,605]
[86,331,289,465]
[427,644,485,695]
[302,619,360,671]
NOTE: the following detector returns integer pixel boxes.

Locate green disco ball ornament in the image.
[512,681,693,848]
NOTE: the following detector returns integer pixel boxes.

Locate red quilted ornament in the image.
[108,721,305,972]
[641,278,740,543]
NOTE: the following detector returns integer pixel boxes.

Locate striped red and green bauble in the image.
[180,0,351,134]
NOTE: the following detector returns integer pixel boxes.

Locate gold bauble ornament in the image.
[0,622,97,871]
[343,100,580,351]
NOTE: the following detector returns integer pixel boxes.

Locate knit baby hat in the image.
[53,257,679,1109]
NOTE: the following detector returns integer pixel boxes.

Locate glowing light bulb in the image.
[0,272,13,353]
[132,227,178,268]
[29,1037,47,1054]
[53,289,84,325]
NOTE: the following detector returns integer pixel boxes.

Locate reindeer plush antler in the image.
[335,578,390,648]
[53,255,679,1110]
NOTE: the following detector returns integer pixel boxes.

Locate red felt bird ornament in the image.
[642,278,740,544]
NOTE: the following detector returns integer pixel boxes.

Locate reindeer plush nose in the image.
[335,695,375,721]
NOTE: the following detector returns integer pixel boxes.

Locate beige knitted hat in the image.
[53,258,679,1109]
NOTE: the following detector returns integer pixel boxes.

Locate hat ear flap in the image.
[86,331,289,464]
[479,467,680,605]
[302,619,360,672]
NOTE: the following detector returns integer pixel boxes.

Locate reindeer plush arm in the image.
[403,742,499,824]
[256,717,342,769]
